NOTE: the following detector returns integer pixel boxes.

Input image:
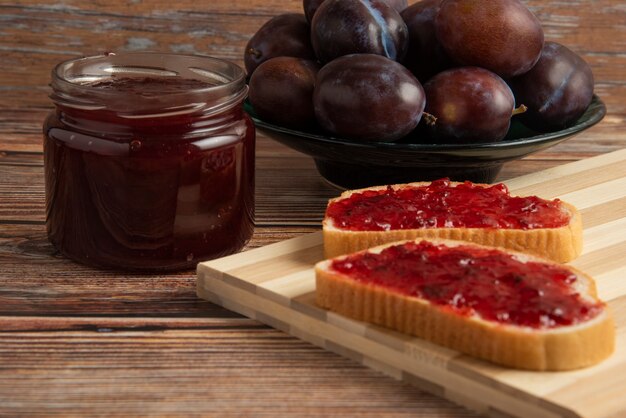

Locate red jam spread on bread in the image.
[330,241,603,328]
[326,178,570,231]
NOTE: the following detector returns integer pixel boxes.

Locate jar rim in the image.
[50,52,248,115]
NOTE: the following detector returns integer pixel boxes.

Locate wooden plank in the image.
[197,278,569,418]
[198,149,626,418]
[1,0,625,416]
[505,149,626,194]
[0,317,478,418]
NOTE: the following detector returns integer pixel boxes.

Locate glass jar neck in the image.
[49,53,248,139]
[54,104,247,141]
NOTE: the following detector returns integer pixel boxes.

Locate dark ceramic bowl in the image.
[245,96,606,189]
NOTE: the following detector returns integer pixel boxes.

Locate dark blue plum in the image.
[244,14,315,75]
[313,54,425,142]
[436,0,544,78]
[400,0,452,83]
[249,57,320,128]
[424,67,515,143]
[305,0,408,22]
[310,0,409,63]
[304,0,325,22]
[510,42,594,131]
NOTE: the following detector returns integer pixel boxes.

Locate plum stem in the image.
[422,112,437,126]
[512,104,528,117]
[248,48,262,58]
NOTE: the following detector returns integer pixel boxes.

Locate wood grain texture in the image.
[198,150,626,418]
[0,0,624,416]
[0,317,476,418]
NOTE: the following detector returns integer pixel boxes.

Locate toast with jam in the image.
[323,178,582,263]
[315,239,614,370]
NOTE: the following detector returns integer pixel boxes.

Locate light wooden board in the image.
[197,149,626,418]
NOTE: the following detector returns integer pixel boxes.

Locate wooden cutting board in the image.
[197,149,626,418]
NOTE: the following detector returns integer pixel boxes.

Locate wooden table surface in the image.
[1,1,624,416]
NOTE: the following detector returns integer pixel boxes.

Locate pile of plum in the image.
[245,0,594,143]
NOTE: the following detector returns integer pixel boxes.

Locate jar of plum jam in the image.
[44,53,255,271]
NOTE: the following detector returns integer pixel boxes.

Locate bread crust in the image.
[323,182,583,262]
[315,239,615,371]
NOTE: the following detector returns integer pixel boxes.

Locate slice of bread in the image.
[323,181,583,262]
[315,239,614,371]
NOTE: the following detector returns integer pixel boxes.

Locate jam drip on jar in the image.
[330,241,603,329]
[326,178,570,231]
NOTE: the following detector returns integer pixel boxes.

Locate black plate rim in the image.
[245,95,606,153]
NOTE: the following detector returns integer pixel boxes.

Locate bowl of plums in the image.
[243,0,606,189]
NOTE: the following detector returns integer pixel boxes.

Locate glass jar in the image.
[44,53,255,271]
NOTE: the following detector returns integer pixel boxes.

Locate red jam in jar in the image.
[326,178,570,231]
[44,53,255,271]
[330,240,604,329]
